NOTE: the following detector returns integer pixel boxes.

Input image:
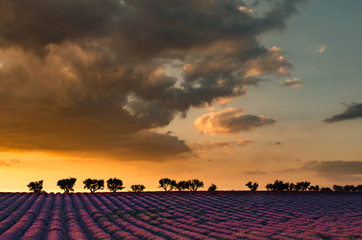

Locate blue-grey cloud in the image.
[324,103,362,123]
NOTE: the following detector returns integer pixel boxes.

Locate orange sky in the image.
[0,0,361,192]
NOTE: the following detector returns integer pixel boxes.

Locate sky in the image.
[0,0,361,192]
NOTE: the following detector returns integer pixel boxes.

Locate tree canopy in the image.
[83,178,104,193]
[131,184,145,192]
[107,178,125,192]
[175,180,190,191]
[246,181,258,191]
[208,183,217,191]
[188,179,204,191]
[27,180,44,193]
[57,178,77,193]
[158,178,176,191]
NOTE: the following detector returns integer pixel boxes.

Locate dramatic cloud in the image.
[279,78,304,88]
[323,103,362,123]
[194,108,277,135]
[0,0,304,160]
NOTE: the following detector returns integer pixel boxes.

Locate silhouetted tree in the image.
[208,183,217,191]
[246,181,258,191]
[343,185,357,192]
[83,178,104,193]
[356,185,362,192]
[159,178,176,191]
[333,185,343,191]
[131,184,145,192]
[288,183,295,191]
[27,180,44,193]
[188,179,204,191]
[269,180,289,191]
[295,181,310,191]
[308,185,320,191]
[175,181,190,191]
[320,187,332,192]
[107,178,125,192]
[266,183,273,191]
[57,178,77,193]
[293,183,302,191]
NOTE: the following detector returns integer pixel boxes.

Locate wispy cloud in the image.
[279,78,304,88]
[317,45,327,53]
[194,108,277,136]
[243,169,267,175]
[0,159,20,167]
[324,103,362,123]
[190,139,252,156]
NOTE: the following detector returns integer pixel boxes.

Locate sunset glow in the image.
[0,0,361,192]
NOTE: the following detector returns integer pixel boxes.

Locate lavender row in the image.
[0,192,360,239]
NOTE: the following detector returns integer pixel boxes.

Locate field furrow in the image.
[0,191,360,240]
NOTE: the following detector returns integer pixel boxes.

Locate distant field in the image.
[0,191,360,240]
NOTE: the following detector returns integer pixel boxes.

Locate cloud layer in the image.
[277,160,362,182]
[194,108,277,135]
[324,103,362,123]
[279,78,304,88]
[0,0,304,160]
[305,160,362,177]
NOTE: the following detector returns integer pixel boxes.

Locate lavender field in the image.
[0,191,361,240]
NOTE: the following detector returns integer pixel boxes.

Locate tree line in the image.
[27,178,361,193]
[27,178,142,193]
[245,180,362,192]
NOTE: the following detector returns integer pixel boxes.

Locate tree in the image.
[188,179,204,191]
[293,182,302,191]
[333,185,343,191]
[288,183,295,191]
[266,183,273,191]
[246,181,258,191]
[27,180,44,193]
[343,185,357,192]
[320,187,332,192]
[159,178,176,191]
[308,185,320,191]
[83,178,104,193]
[131,184,145,192]
[107,178,125,192]
[268,180,289,191]
[175,181,190,191]
[295,181,310,191]
[57,178,77,193]
[208,183,217,191]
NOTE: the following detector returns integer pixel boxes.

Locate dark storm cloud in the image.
[0,0,305,160]
[323,103,362,123]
